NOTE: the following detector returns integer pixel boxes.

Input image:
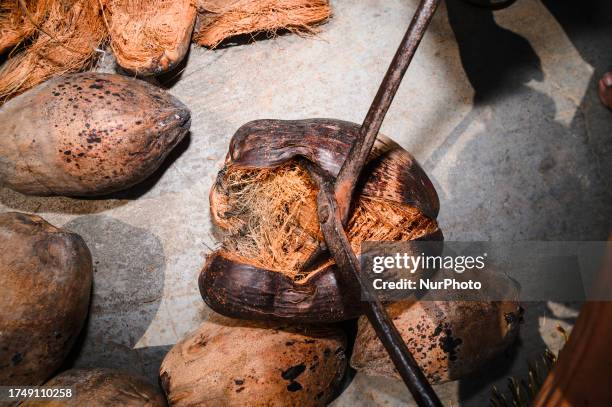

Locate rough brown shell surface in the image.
[21,368,167,406]
[0,212,92,386]
[159,316,347,406]
[0,72,191,196]
[350,299,522,384]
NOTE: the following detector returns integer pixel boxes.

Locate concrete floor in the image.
[1,0,611,405]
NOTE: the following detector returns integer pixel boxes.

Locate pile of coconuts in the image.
[0,212,167,406]
[0,71,190,404]
[0,73,522,406]
[0,0,332,101]
[0,13,522,407]
[0,68,189,394]
[161,118,522,405]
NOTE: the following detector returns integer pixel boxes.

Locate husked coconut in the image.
[0,212,92,385]
[0,72,190,196]
[21,368,167,406]
[160,316,347,406]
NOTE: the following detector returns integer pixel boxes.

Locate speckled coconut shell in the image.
[0,72,190,196]
[159,317,347,407]
[21,368,167,406]
[351,299,522,384]
[0,212,92,386]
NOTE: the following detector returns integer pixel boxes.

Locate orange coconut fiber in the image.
[101,0,197,75]
[194,0,331,49]
[0,0,46,54]
[0,0,106,102]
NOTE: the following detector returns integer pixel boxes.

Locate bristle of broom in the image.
[0,0,107,102]
[194,0,331,49]
[489,344,559,406]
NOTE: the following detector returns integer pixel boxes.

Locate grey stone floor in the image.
[1,0,611,405]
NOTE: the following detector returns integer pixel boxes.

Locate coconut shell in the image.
[21,368,167,406]
[0,72,191,196]
[159,316,347,406]
[351,299,522,384]
[0,212,92,386]
[199,119,442,323]
[599,72,612,110]
[104,0,197,75]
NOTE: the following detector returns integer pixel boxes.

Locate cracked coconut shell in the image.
[159,316,347,407]
[199,119,442,323]
[0,72,190,196]
[0,212,92,386]
[22,368,167,406]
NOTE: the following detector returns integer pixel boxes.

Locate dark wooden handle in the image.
[299,0,443,404]
[329,0,442,404]
[334,0,441,224]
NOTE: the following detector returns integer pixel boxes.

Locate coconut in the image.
[159,316,347,406]
[194,0,331,48]
[0,72,190,196]
[351,299,522,384]
[0,212,92,386]
[21,368,167,406]
[199,119,442,323]
[102,0,197,75]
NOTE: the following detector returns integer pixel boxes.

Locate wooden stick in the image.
[335,0,441,223]
[301,0,440,272]
[311,0,443,405]
[300,159,441,406]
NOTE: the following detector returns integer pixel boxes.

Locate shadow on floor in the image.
[60,215,167,383]
[439,0,611,403]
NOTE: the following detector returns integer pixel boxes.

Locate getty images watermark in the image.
[371,251,488,291]
[360,241,610,302]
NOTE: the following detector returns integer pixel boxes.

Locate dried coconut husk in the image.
[199,119,442,323]
[194,0,331,48]
[0,0,106,101]
[0,0,45,54]
[102,0,197,75]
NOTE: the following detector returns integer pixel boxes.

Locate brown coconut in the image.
[0,212,92,386]
[102,0,197,75]
[0,72,190,196]
[21,368,167,406]
[199,119,442,323]
[194,0,331,48]
[159,316,347,406]
[351,299,523,384]
[0,0,107,101]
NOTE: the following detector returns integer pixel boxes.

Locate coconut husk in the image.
[102,0,197,75]
[194,0,331,49]
[214,163,438,280]
[0,0,46,54]
[0,0,106,101]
